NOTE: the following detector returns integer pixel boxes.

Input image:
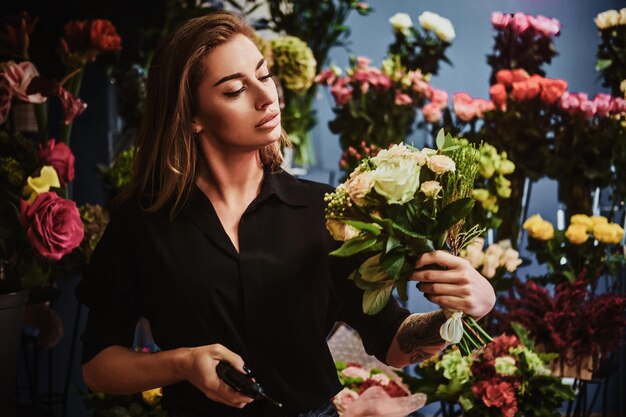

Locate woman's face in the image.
[192,34,281,153]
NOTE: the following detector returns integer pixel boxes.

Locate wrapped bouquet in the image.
[324,130,491,354]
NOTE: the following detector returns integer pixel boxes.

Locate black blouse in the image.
[76,170,410,417]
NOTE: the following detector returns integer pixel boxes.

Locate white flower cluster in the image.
[460,238,522,279]
[595,8,626,29]
[388,11,456,42]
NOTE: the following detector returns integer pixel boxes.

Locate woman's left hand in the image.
[410,250,496,319]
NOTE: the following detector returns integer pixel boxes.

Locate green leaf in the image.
[396,276,408,301]
[363,282,394,315]
[330,236,377,257]
[595,58,612,71]
[380,250,406,279]
[406,237,435,255]
[359,254,392,283]
[511,322,535,350]
[343,220,381,236]
[385,235,402,253]
[432,198,475,235]
[435,128,445,150]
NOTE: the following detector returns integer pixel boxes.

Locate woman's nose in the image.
[255,79,277,110]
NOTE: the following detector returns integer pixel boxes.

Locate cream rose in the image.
[371,157,421,204]
[347,171,374,206]
[419,11,455,42]
[565,224,588,245]
[427,154,456,174]
[420,180,442,199]
[326,219,361,241]
[389,13,413,35]
[481,253,500,279]
[595,9,621,29]
[502,248,522,272]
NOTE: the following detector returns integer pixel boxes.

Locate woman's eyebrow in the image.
[213,58,266,87]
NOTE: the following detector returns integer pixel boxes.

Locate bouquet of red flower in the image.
[497,278,626,373]
[402,335,574,417]
[332,361,426,416]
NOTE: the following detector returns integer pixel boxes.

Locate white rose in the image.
[419,11,455,42]
[372,157,421,204]
[389,13,413,35]
[485,243,504,260]
[420,180,442,199]
[341,366,371,380]
[347,171,374,206]
[462,245,484,269]
[326,220,361,241]
[502,248,522,272]
[427,154,456,174]
[370,373,391,385]
[620,8,626,25]
[481,253,500,279]
[595,9,621,29]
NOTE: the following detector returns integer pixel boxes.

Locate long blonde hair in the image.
[123,11,289,217]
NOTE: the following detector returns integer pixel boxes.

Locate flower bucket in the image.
[551,350,597,381]
[0,290,28,407]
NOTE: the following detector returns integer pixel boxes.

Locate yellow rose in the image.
[570,214,593,232]
[523,214,554,241]
[565,224,588,244]
[591,215,609,228]
[593,223,624,244]
[142,387,162,406]
[594,9,621,29]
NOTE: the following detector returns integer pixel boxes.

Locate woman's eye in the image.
[259,72,273,82]
[224,86,245,97]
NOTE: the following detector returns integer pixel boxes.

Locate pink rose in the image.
[374,74,392,90]
[422,102,442,123]
[20,192,84,261]
[579,99,597,119]
[474,98,495,117]
[412,78,433,97]
[331,80,352,106]
[593,93,612,117]
[511,12,530,34]
[529,14,561,37]
[490,83,507,108]
[1,61,47,103]
[525,76,541,99]
[453,92,476,121]
[430,89,449,106]
[540,78,567,104]
[610,97,626,114]
[356,56,371,69]
[394,91,412,105]
[315,68,337,86]
[39,139,75,186]
[495,70,513,86]
[491,12,512,29]
[559,92,580,113]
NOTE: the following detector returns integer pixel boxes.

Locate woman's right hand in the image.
[183,343,254,408]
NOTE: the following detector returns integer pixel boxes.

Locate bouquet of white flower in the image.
[324,129,491,354]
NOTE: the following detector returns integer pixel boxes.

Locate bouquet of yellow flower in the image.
[324,130,491,354]
[522,213,625,284]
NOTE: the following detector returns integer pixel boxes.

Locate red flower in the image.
[473,378,518,417]
[55,85,87,125]
[20,192,84,260]
[38,139,75,186]
[89,19,122,52]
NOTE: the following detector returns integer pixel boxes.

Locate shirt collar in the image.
[259,168,310,207]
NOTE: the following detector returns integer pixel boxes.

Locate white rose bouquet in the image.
[324,130,491,355]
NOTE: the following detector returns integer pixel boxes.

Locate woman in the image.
[76,10,495,417]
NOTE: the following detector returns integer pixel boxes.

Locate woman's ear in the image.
[191,119,203,135]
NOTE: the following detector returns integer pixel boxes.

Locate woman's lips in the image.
[256,112,280,129]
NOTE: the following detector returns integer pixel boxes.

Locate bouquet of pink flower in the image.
[324,130,491,354]
[332,361,426,417]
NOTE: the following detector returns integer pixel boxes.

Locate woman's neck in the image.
[195,149,264,208]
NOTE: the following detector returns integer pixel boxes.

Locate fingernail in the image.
[243,364,253,374]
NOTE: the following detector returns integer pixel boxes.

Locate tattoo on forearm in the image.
[396,311,447,363]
